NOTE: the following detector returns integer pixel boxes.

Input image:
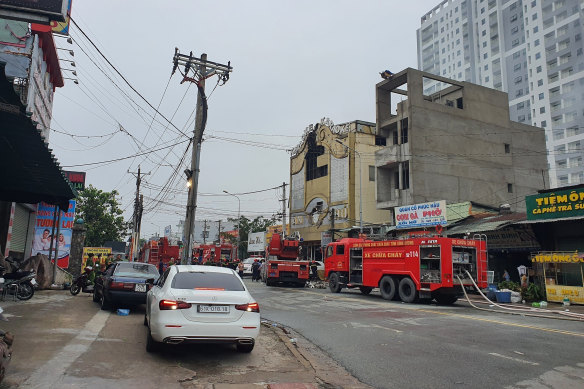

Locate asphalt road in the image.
[0,288,365,389]
[245,280,584,389]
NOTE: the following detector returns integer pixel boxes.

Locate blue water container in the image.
[495,291,512,303]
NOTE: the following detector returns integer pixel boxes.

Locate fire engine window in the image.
[326,245,333,258]
[336,245,345,255]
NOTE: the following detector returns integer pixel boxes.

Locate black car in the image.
[93,262,159,310]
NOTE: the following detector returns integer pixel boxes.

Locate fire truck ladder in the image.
[349,247,363,284]
[473,234,488,284]
[150,244,160,264]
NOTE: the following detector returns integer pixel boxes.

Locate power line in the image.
[61,137,191,167]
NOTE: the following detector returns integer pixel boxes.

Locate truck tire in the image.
[328,273,342,293]
[359,286,373,295]
[435,294,458,305]
[398,277,418,303]
[379,276,396,300]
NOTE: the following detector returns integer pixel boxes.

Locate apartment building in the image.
[417,0,584,188]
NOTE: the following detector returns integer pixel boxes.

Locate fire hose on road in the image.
[457,270,584,322]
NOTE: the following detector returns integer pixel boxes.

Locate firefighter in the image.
[310,260,318,280]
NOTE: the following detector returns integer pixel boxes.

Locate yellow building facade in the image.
[289,118,392,260]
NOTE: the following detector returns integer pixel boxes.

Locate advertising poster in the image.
[30,200,76,268]
[82,247,112,269]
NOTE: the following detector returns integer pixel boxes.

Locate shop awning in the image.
[514,215,584,224]
[0,63,76,209]
[444,212,527,235]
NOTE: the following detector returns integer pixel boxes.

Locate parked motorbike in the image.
[70,266,94,296]
[0,257,36,301]
[0,307,13,384]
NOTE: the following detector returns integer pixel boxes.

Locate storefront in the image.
[531,252,584,304]
[519,185,584,304]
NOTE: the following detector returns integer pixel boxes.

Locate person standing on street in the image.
[158,259,164,276]
[237,260,245,278]
[251,259,260,282]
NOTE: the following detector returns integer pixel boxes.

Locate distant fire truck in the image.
[194,242,235,263]
[324,235,487,304]
[140,237,181,266]
[264,233,310,286]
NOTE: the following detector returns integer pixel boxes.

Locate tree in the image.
[221,215,276,259]
[76,185,128,247]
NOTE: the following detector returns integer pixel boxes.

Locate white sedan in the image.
[145,265,260,353]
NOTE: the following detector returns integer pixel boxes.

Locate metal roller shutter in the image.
[11,204,31,254]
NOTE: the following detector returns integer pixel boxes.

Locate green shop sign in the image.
[525,187,584,220]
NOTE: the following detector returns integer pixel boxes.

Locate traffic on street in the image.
[0,276,583,388]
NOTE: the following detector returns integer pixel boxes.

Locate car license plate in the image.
[134,284,147,292]
[198,305,229,313]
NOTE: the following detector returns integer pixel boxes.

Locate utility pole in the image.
[202,220,208,244]
[279,182,287,238]
[172,49,232,264]
[129,166,149,261]
[217,219,222,242]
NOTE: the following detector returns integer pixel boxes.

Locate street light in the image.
[57,47,74,56]
[223,190,241,259]
[335,139,363,233]
[59,59,75,67]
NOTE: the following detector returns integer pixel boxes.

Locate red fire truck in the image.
[194,242,235,263]
[264,234,310,286]
[324,235,487,304]
[140,237,181,266]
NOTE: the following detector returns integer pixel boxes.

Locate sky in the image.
[50,0,441,239]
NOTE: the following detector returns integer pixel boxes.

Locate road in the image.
[246,280,584,389]
[0,288,365,389]
[1,281,583,388]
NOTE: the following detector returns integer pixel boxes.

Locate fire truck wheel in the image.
[329,273,342,293]
[379,276,396,300]
[359,286,373,295]
[398,277,419,303]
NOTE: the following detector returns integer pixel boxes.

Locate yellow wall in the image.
[289,120,391,243]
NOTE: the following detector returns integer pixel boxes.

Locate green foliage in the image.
[521,283,545,302]
[76,185,129,247]
[497,280,521,292]
[222,215,277,258]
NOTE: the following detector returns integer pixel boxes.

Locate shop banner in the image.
[30,200,76,268]
[395,200,447,229]
[525,187,584,220]
[321,231,332,247]
[248,232,266,252]
[82,247,112,269]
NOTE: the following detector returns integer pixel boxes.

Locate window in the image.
[517,102,525,109]
[485,64,489,70]
[515,76,523,83]
[336,245,345,255]
[540,107,545,113]
[535,39,540,46]
[504,143,510,153]
[484,53,488,59]
[513,51,521,59]
[512,38,520,47]
[539,93,544,100]
[535,52,541,59]
[369,166,375,182]
[507,183,513,193]
[401,126,409,144]
[533,26,538,33]
[514,63,521,71]
[537,66,542,73]
[375,136,386,146]
[401,162,410,189]
[482,30,486,36]
[538,79,543,86]
[532,13,538,20]
[483,41,487,47]
[512,26,519,34]
[541,120,547,127]
[305,132,328,181]
[511,14,518,22]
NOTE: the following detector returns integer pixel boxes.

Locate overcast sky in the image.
[51,0,440,238]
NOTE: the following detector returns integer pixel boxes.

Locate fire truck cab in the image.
[324,236,487,304]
